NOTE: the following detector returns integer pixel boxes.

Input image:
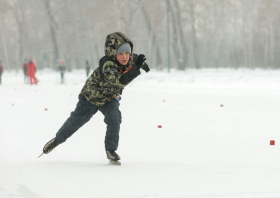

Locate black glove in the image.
[135,54,146,68]
[141,63,150,73]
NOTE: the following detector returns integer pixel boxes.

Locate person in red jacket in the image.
[0,61,3,85]
[26,58,37,85]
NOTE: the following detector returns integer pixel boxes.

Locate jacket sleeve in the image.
[99,57,140,87]
[119,64,141,85]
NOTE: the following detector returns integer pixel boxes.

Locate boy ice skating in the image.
[41,32,150,163]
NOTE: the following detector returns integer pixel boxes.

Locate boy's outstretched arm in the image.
[118,54,150,84]
[132,53,150,73]
[99,54,150,87]
[118,64,141,85]
[99,57,140,87]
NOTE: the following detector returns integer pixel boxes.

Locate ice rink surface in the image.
[1,68,280,198]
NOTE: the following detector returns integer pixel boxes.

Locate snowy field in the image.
[1,68,280,198]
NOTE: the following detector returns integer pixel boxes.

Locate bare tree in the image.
[0,1,10,70]
[173,0,189,70]
[170,1,184,70]
[1,0,280,71]
[140,0,163,70]
[43,0,60,68]
[9,0,26,70]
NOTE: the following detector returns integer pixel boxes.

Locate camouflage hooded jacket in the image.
[80,32,148,106]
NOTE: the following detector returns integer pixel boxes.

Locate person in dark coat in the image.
[85,60,90,77]
[41,32,150,163]
[0,61,3,85]
[58,60,66,84]
[23,59,28,84]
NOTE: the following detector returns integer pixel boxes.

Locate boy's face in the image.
[116,52,130,65]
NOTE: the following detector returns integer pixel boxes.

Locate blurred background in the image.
[0,0,279,72]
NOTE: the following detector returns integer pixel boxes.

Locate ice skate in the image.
[106,150,121,165]
[38,138,60,158]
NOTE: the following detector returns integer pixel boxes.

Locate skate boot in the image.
[106,150,121,165]
[43,138,60,154]
[38,138,59,158]
[38,138,60,158]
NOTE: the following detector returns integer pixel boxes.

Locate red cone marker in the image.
[45,108,48,111]
[158,125,162,128]
[221,104,223,107]
[270,140,275,145]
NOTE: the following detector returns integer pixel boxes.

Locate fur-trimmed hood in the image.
[104,32,133,62]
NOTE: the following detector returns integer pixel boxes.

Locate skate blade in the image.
[109,160,121,165]
[37,153,44,158]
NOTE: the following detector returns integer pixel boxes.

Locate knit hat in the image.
[116,42,131,54]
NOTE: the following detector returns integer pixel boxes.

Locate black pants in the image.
[56,94,122,151]
[60,73,64,83]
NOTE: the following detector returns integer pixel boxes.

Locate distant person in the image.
[40,32,150,164]
[0,61,3,85]
[26,58,37,85]
[85,60,90,77]
[58,60,66,84]
[23,59,28,84]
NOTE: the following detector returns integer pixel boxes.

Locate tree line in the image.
[0,0,279,71]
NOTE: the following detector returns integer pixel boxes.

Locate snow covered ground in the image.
[1,68,280,198]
